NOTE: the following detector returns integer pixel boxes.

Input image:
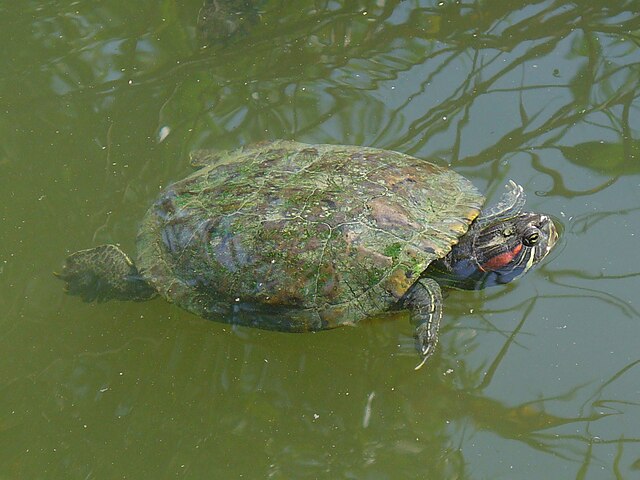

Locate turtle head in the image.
[463,211,558,287]
[434,181,558,289]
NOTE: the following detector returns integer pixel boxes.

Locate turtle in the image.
[57,140,558,368]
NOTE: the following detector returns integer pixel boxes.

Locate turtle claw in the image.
[414,354,430,371]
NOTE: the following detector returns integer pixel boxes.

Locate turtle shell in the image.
[136,141,484,331]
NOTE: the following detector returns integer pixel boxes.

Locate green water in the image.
[2,1,640,478]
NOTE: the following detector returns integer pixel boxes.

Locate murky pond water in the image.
[2,1,639,478]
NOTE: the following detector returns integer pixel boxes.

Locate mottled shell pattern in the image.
[136,141,484,331]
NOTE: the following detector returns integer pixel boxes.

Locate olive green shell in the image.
[136,141,484,331]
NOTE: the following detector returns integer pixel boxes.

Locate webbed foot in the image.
[56,244,156,303]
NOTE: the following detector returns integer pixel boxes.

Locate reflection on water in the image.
[1,0,639,478]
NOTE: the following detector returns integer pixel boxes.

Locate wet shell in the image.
[136,140,484,330]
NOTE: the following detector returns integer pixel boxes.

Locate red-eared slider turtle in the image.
[58,140,558,368]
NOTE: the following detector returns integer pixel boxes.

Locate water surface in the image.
[2,0,639,478]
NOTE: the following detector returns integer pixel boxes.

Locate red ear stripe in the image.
[479,243,522,272]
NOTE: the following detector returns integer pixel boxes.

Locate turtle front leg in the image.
[402,278,443,370]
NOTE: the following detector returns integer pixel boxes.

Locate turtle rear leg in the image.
[56,244,157,303]
[401,278,443,370]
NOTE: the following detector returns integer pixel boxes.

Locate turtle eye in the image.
[502,227,514,237]
[523,231,539,247]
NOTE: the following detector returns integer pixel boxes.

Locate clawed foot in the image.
[403,277,443,371]
[55,252,107,302]
[55,245,155,303]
